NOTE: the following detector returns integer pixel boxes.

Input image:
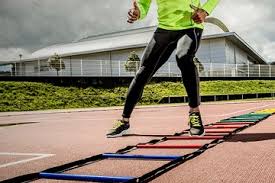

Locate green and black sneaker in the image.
[107,120,130,138]
[188,112,205,136]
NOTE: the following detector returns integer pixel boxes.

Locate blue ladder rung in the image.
[103,153,182,160]
[39,172,135,182]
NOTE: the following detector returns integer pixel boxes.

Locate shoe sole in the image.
[106,129,129,138]
[189,130,205,137]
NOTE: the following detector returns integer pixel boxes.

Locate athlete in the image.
[107,0,219,137]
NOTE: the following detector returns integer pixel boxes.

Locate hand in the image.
[127,1,140,23]
[192,9,208,24]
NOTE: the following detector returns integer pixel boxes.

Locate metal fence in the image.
[2,60,275,77]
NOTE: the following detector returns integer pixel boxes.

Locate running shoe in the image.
[107,120,130,138]
[189,112,205,136]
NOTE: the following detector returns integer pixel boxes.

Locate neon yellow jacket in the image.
[137,0,219,30]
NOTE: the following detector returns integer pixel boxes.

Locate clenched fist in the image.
[192,9,208,24]
[127,1,140,23]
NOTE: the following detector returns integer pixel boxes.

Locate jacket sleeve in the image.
[202,0,220,15]
[136,0,152,20]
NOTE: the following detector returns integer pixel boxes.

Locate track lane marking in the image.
[0,152,55,168]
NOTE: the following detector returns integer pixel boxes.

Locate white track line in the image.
[0,152,55,168]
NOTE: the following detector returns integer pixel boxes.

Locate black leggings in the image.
[122,28,203,118]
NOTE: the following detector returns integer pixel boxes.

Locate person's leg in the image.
[107,28,177,137]
[122,28,178,119]
[175,28,204,136]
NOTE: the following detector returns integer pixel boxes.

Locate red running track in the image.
[0,100,275,182]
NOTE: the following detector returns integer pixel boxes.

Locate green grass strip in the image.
[1,80,275,112]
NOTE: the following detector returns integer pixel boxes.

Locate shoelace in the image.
[190,115,201,127]
[111,120,124,130]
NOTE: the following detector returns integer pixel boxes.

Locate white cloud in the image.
[262,42,275,62]
[0,48,30,61]
[0,0,274,62]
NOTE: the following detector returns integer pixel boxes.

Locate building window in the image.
[34,61,50,72]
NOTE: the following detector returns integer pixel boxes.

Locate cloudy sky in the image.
[0,0,274,62]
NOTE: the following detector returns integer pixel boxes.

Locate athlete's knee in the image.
[176,34,193,59]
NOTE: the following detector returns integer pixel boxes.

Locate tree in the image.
[125,51,140,75]
[48,53,65,76]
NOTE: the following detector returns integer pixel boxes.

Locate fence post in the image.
[59,59,61,76]
[80,59,83,76]
[14,62,17,76]
[210,62,213,77]
[168,62,171,77]
[118,61,121,76]
[100,60,103,76]
[10,64,12,76]
[248,64,250,77]
[269,64,271,77]
[223,63,226,77]
[258,65,260,77]
[20,62,23,76]
[38,59,40,76]
[235,64,238,77]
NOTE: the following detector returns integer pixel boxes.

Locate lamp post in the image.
[19,54,22,76]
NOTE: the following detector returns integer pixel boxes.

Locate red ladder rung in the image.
[205,133,229,136]
[205,129,235,133]
[137,144,203,149]
[166,136,223,140]
[184,129,234,133]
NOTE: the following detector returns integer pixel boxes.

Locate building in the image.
[0,25,272,78]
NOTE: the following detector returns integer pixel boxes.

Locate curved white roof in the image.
[21,25,266,64]
[31,18,230,60]
[31,26,156,59]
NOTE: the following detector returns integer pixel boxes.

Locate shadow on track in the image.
[226,133,275,142]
